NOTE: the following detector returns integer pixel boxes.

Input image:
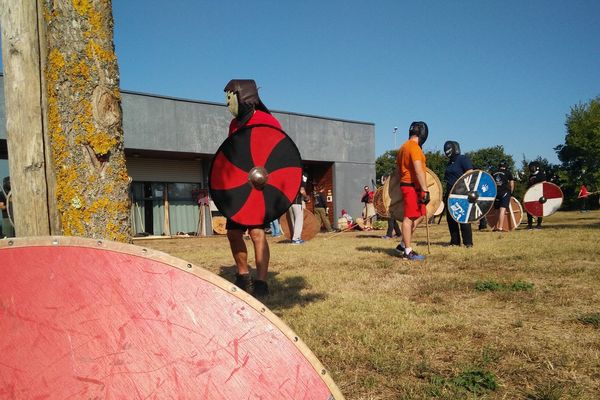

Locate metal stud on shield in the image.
[448,170,497,223]
[209,124,303,226]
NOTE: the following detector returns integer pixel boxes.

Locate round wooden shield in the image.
[384,168,442,220]
[373,186,388,218]
[279,208,320,241]
[486,196,523,231]
[523,182,563,217]
[212,215,227,235]
[0,237,343,399]
[209,124,302,227]
[447,170,497,223]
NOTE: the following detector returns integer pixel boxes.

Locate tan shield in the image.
[486,196,524,231]
[373,186,388,218]
[384,168,442,220]
[212,216,227,235]
[279,208,320,241]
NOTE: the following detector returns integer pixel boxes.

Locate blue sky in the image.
[2,0,599,175]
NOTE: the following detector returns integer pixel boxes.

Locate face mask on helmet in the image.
[499,160,508,169]
[408,121,428,147]
[443,141,460,159]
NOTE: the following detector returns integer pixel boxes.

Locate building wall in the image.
[0,75,375,226]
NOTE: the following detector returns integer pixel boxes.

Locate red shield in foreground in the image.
[523,182,563,217]
[209,125,302,226]
[0,237,342,399]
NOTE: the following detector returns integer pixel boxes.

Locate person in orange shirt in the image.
[394,121,430,261]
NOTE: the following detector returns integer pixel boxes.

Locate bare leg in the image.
[402,217,413,249]
[249,228,269,281]
[496,207,506,230]
[227,229,249,274]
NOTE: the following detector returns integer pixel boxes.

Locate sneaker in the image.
[394,242,406,255]
[404,250,425,261]
[291,239,305,245]
[535,225,542,230]
[253,280,269,298]
[527,225,533,230]
[234,273,254,294]
[381,235,392,239]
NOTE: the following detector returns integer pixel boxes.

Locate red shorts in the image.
[401,186,426,218]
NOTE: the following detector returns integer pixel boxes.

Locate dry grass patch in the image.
[136,210,600,399]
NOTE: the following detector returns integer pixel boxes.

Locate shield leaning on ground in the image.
[0,237,344,399]
[523,181,563,217]
[447,169,497,223]
[279,208,321,241]
[383,168,443,220]
[486,196,524,231]
[209,124,302,227]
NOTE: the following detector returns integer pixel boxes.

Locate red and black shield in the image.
[209,124,302,226]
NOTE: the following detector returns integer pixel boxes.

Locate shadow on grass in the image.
[218,265,327,311]
[355,246,399,257]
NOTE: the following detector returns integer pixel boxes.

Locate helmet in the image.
[528,161,540,174]
[223,79,269,115]
[408,121,428,146]
[443,141,461,159]
[499,159,508,169]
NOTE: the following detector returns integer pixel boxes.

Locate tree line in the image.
[376,96,600,209]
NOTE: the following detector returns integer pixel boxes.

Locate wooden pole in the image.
[0,0,59,236]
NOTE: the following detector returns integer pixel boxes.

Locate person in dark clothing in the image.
[313,186,333,232]
[492,160,514,232]
[526,161,546,229]
[381,175,402,239]
[443,141,474,246]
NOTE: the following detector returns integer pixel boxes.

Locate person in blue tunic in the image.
[443,141,474,246]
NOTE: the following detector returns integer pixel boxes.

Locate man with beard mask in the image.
[443,141,474,246]
[222,79,280,297]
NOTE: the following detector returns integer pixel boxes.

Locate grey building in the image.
[0,74,375,236]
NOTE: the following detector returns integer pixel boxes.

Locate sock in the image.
[404,247,412,255]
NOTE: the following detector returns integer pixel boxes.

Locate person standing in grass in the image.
[526,161,546,230]
[578,183,590,212]
[492,160,514,232]
[313,186,333,232]
[223,79,276,298]
[394,121,430,260]
[443,140,474,247]
[360,185,375,230]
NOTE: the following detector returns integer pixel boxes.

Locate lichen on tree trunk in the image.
[43,0,131,242]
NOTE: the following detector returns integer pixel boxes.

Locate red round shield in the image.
[523,182,563,217]
[209,125,302,226]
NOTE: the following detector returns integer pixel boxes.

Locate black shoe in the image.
[234,273,254,294]
[535,225,542,230]
[253,280,269,298]
[395,242,406,255]
[527,225,533,230]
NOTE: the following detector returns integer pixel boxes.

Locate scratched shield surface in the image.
[448,170,497,223]
[0,237,342,400]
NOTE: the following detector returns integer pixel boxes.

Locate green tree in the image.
[466,145,515,173]
[555,96,600,208]
[425,150,446,185]
[375,150,397,183]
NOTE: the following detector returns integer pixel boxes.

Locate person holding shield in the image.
[222,79,278,297]
[443,141,474,246]
[394,121,430,260]
[526,161,546,229]
[492,160,514,232]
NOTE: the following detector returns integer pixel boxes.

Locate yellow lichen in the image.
[85,40,116,63]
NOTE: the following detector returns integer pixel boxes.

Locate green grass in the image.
[136,210,600,399]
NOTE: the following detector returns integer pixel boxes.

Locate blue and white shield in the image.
[447,170,497,223]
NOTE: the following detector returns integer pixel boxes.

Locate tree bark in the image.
[0,0,57,236]
[42,0,131,241]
